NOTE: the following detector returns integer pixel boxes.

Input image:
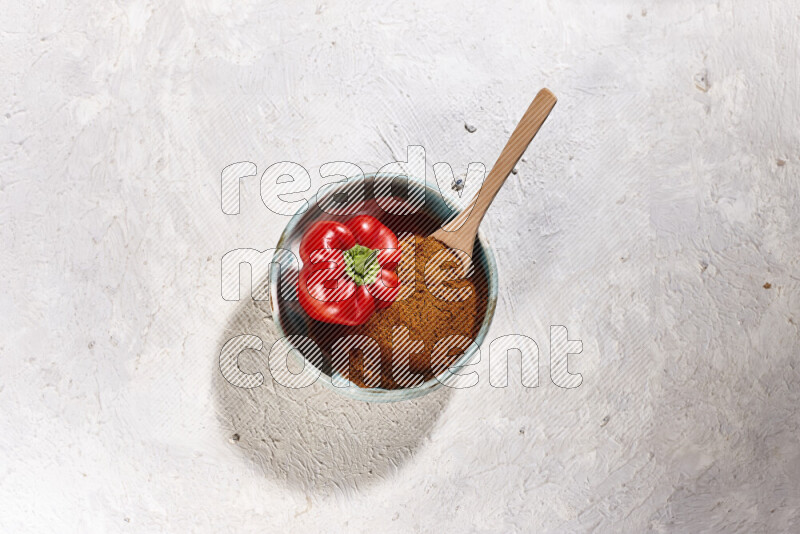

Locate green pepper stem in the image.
[343,244,381,285]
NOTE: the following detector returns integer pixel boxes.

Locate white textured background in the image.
[2,0,799,532]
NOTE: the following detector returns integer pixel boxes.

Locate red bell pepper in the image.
[297,215,402,326]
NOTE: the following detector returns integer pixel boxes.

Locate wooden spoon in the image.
[429,88,557,256]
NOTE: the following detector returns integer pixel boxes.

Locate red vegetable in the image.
[297,215,402,326]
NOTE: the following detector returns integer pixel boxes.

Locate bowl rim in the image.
[270,171,498,403]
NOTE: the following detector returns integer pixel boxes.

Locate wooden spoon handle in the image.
[431,89,557,254]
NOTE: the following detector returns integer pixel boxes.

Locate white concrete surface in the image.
[2,0,799,532]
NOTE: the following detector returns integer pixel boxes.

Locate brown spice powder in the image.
[309,235,489,389]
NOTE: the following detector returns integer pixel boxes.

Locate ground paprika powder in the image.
[306,235,490,389]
